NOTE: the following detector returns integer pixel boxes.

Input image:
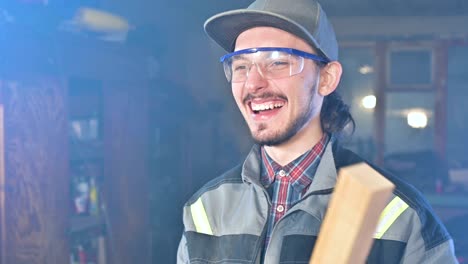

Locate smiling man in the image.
[229,27,338,165]
[177,0,458,263]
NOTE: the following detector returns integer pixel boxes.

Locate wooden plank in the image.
[310,163,395,264]
[2,77,69,264]
[102,80,151,264]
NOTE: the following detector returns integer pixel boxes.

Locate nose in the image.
[244,63,268,92]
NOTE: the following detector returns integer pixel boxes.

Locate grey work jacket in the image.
[178,141,458,264]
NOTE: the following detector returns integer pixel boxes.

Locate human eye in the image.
[266,59,290,70]
[231,60,250,72]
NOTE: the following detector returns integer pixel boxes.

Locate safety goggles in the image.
[220,47,330,83]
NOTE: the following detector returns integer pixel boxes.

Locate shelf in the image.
[70,215,104,234]
[70,139,103,162]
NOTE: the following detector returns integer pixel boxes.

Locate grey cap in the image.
[204,0,338,61]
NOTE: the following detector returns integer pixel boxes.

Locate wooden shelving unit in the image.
[70,216,105,234]
[68,78,107,264]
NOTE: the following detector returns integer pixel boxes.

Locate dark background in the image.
[0,0,468,263]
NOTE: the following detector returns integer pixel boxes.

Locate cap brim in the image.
[204,9,325,58]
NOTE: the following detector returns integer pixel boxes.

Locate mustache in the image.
[243,92,287,104]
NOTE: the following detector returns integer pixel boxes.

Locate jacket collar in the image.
[241,138,338,192]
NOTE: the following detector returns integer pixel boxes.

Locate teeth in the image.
[251,102,284,111]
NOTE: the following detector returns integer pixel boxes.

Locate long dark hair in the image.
[320,91,355,136]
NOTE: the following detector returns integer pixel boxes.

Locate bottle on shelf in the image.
[89,176,99,216]
[73,174,90,216]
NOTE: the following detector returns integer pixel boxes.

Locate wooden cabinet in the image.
[67,78,152,264]
[101,80,151,264]
[0,77,70,264]
[0,28,152,263]
[68,79,107,263]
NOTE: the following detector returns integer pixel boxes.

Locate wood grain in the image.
[0,77,69,264]
[102,80,151,264]
[310,163,394,264]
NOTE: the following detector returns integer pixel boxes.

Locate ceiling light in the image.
[361,95,376,109]
[74,7,130,32]
[359,65,374,75]
[407,110,428,129]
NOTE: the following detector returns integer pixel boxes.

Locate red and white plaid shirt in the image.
[260,134,329,250]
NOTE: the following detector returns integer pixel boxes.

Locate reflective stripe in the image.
[374,196,409,239]
[190,197,213,235]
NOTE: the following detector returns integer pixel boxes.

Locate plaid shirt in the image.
[260,134,329,250]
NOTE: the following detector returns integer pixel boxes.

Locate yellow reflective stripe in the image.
[190,197,213,235]
[374,196,409,239]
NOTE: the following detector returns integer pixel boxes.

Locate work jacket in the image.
[177,140,458,263]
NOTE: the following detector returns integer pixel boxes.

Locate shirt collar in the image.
[260,134,329,192]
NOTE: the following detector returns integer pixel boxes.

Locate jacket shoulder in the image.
[186,164,244,205]
[333,143,451,250]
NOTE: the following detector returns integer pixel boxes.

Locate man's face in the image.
[232,27,324,146]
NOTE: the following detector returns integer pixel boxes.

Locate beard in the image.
[251,105,314,146]
[249,83,319,146]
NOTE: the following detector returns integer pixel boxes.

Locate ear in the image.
[318,61,342,96]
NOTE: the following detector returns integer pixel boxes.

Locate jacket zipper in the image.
[262,188,335,262]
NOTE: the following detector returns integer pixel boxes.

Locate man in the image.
[178,0,458,263]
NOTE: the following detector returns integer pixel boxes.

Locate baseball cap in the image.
[204,0,338,61]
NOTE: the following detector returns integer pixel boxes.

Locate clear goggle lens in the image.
[220,48,329,83]
[223,50,305,83]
